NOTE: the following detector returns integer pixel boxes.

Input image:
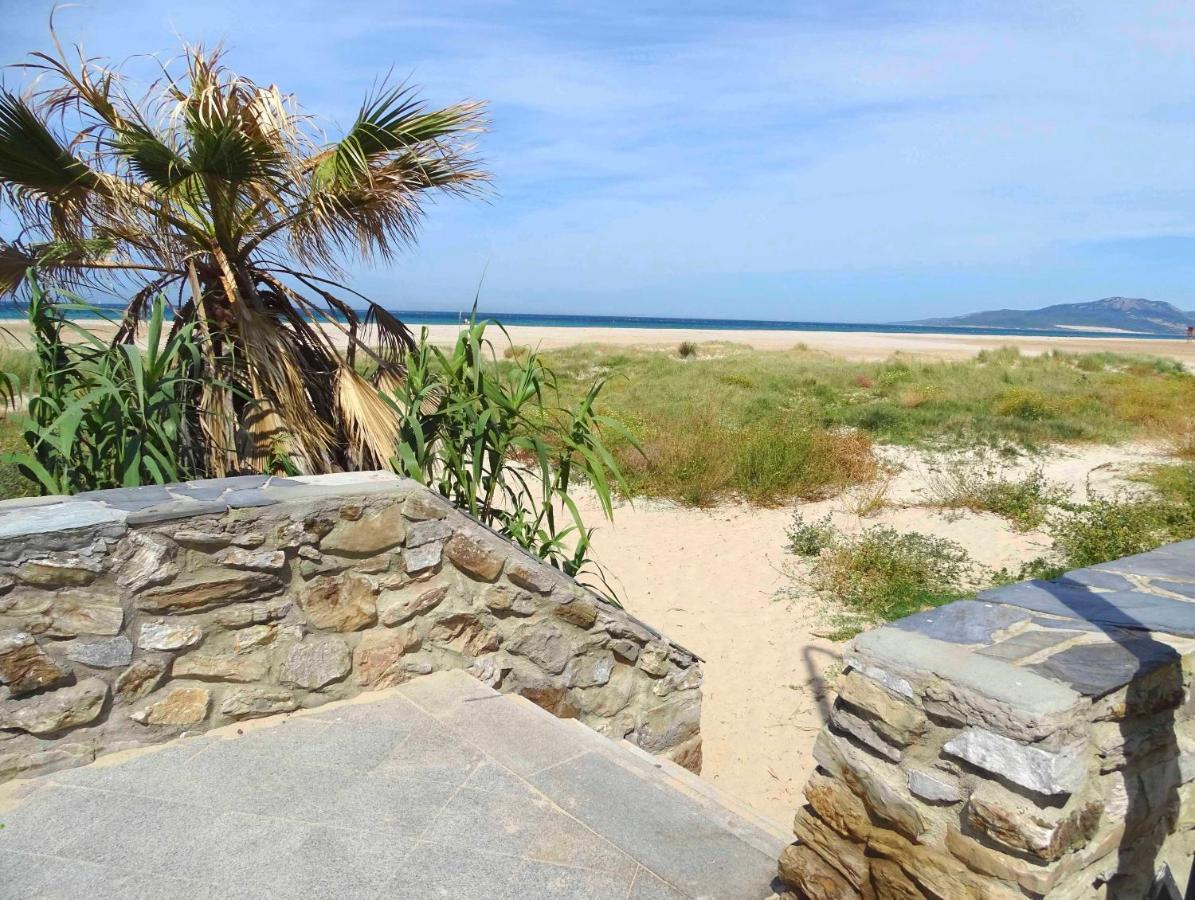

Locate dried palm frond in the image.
[0,21,488,477]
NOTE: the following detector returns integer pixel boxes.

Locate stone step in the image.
[396,670,788,896]
[3,670,783,899]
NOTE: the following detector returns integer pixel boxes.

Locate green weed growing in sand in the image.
[790,514,978,639]
[925,457,1067,531]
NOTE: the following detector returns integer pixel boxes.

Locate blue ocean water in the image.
[0,304,1183,341]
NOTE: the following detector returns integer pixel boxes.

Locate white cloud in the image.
[4,0,1195,316]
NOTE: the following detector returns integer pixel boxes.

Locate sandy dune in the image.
[577,441,1170,825]
[4,318,1195,364]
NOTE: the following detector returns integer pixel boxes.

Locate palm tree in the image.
[0,29,486,476]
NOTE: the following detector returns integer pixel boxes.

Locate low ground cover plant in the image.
[924,455,1067,530]
[787,512,979,639]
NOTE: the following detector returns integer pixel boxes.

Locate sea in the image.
[0,305,1184,341]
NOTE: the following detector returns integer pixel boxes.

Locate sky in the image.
[2,0,1195,322]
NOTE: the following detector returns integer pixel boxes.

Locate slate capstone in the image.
[976,629,1080,662]
[74,484,174,509]
[0,501,127,540]
[225,488,277,509]
[125,499,231,526]
[978,581,1195,638]
[1028,637,1181,697]
[1055,570,1136,592]
[888,600,1029,645]
[1149,579,1195,600]
[1092,540,1195,581]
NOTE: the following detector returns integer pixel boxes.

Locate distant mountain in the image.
[909,297,1195,335]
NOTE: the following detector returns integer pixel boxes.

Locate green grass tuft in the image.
[545,342,1195,505]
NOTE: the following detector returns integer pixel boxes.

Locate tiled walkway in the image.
[0,670,785,899]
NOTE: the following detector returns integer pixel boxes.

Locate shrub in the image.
[927,459,1066,531]
[799,523,977,636]
[678,341,698,359]
[1049,494,1195,569]
[787,512,837,556]
[993,388,1054,420]
[729,424,875,505]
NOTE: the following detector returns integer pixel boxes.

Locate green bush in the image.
[927,459,1066,531]
[677,341,698,359]
[1049,494,1195,569]
[813,526,974,622]
[993,388,1054,420]
[787,512,836,557]
[791,514,978,637]
[4,282,203,494]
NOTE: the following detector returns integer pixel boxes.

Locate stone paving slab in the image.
[0,670,784,899]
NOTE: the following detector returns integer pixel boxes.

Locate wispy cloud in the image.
[3,0,1195,318]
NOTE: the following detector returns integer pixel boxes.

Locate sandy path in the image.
[577,441,1170,824]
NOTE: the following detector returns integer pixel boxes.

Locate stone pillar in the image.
[777,540,1195,898]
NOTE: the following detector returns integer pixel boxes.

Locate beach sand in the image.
[418,323,1195,363]
[576,441,1169,825]
[4,318,1195,363]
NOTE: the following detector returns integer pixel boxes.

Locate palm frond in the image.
[313,81,484,188]
[335,363,401,468]
[113,126,194,191]
[0,90,98,210]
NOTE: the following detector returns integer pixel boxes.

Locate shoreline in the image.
[414,323,1195,363]
[5,319,1195,363]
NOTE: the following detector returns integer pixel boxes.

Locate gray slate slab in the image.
[978,580,1195,637]
[977,629,1081,662]
[1092,540,1195,581]
[888,600,1030,644]
[1149,579,1195,600]
[1056,570,1136,592]
[1028,637,1181,697]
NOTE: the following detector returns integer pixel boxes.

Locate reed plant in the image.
[3,279,203,494]
[385,318,631,594]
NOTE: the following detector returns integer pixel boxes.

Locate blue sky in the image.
[3,0,1195,321]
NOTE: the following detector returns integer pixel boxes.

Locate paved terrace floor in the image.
[0,670,786,899]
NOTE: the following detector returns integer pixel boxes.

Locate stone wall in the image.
[0,473,702,783]
[777,540,1195,899]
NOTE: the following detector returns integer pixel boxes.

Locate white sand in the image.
[412,323,1195,364]
[5,319,1195,364]
[576,441,1171,824]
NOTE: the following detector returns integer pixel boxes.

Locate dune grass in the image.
[3,339,1194,506]
[541,342,1195,505]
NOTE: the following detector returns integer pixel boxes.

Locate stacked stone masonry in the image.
[778,539,1195,899]
[0,472,702,783]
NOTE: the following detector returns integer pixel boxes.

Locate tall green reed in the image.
[386,319,633,598]
[3,278,203,494]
